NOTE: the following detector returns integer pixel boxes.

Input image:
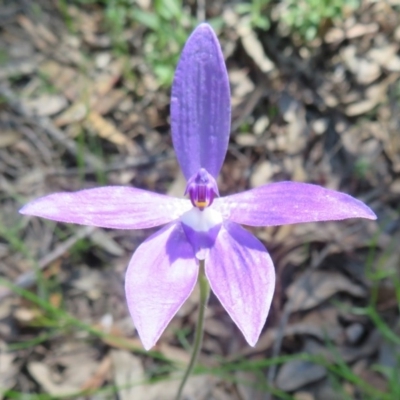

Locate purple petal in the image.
[206,221,275,346]
[125,222,198,350]
[20,187,191,229]
[171,23,231,180]
[214,181,377,227]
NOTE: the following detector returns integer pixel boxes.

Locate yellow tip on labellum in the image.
[195,201,208,209]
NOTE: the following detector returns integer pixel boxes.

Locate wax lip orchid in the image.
[20,23,376,351]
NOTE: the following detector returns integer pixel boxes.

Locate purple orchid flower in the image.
[20,24,376,350]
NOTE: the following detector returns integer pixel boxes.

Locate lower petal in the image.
[180,207,222,260]
[206,221,275,346]
[125,222,198,350]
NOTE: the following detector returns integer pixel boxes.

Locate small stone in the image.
[253,116,270,136]
[95,52,111,69]
[345,323,364,344]
[312,118,329,135]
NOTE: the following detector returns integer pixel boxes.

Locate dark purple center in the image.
[185,168,219,210]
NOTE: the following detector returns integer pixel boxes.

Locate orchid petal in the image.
[20,187,191,229]
[180,207,222,260]
[214,181,376,227]
[206,221,275,346]
[171,23,231,180]
[125,222,198,350]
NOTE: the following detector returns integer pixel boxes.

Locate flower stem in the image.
[175,260,209,400]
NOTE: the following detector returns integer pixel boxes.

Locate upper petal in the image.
[214,181,377,227]
[125,222,198,350]
[206,221,275,346]
[20,187,192,229]
[171,23,231,180]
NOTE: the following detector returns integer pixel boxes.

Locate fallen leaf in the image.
[276,359,326,391]
[250,161,274,187]
[110,349,214,400]
[237,17,274,73]
[110,350,147,400]
[86,112,137,153]
[0,341,17,400]
[286,271,366,312]
[81,355,112,392]
[0,130,21,148]
[23,95,68,117]
[236,371,266,400]
[54,102,87,127]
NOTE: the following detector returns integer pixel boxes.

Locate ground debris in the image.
[0,0,398,399]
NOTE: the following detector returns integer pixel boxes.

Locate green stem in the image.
[175,260,210,400]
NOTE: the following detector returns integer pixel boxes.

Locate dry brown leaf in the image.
[237,17,274,73]
[276,359,327,391]
[304,332,380,363]
[369,44,400,71]
[236,133,258,147]
[17,16,49,50]
[110,349,214,400]
[54,102,87,127]
[0,130,21,148]
[92,89,126,115]
[39,61,78,99]
[294,392,315,400]
[23,94,68,117]
[14,307,43,324]
[0,341,17,399]
[325,23,378,43]
[325,27,345,43]
[147,374,215,400]
[229,68,255,105]
[287,271,366,312]
[353,360,388,392]
[86,112,137,152]
[92,60,123,98]
[91,229,125,256]
[157,343,190,364]
[345,75,397,116]
[341,45,381,85]
[93,323,142,350]
[236,371,266,400]
[204,318,232,339]
[346,22,379,39]
[110,350,147,400]
[287,308,343,342]
[28,362,78,396]
[80,355,112,392]
[28,345,98,397]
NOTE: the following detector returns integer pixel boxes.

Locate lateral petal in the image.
[214,181,376,227]
[206,221,275,346]
[125,222,198,350]
[20,187,191,229]
[171,23,231,180]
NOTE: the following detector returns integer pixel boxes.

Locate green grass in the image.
[281,0,360,41]
[57,0,360,87]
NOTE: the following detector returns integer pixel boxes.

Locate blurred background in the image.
[0,0,399,399]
